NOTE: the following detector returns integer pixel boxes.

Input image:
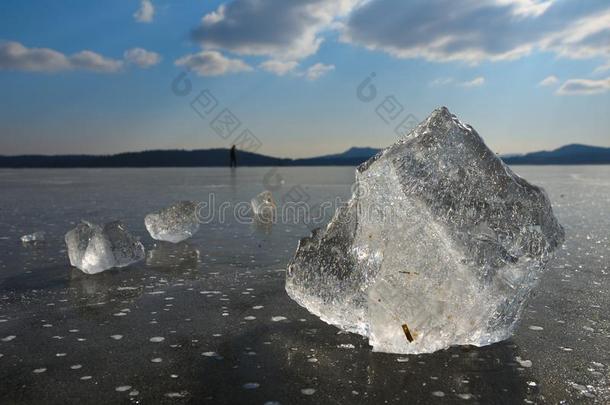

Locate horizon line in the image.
[1,142,609,160]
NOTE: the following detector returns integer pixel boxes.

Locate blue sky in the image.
[0,0,609,158]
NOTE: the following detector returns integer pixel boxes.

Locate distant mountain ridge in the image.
[501,144,610,165]
[0,144,609,168]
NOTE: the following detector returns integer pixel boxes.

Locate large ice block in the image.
[144,201,200,243]
[65,221,145,274]
[286,107,564,354]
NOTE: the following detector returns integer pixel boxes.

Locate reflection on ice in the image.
[146,242,200,271]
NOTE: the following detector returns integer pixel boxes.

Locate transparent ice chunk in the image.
[286,107,565,354]
[144,201,200,243]
[251,191,276,223]
[65,221,145,274]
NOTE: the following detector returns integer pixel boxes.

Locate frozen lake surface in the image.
[0,166,608,404]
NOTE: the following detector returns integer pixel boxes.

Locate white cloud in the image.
[202,4,226,25]
[539,9,610,60]
[593,62,610,75]
[556,77,610,95]
[460,76,485,87]
[260,60,298,76]
[175,51,252,76]
[184,0,610,80]
[495,0,553,17]
[341,0,610,64]
[305,63,335,80]
[192,0,361,61]
[0,41,123,73]
[70,51,123,73]
[0,41,70,72]
[134,0,155,23]
[538,75,559,86]
[124,48,161,68]
[430,76,485,87]
[430,77,454,87]
[0,41,163,73]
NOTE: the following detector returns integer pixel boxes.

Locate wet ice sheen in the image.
[65,221,145,274]
[286,107,565,354]
[145,201,200,243]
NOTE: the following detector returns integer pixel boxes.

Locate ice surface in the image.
[20,231,45,243]
[65,221,145,274]
[286,107,565,354]
[251,191,276,223]
[144,201,200,243]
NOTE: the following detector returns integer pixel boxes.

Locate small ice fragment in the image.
[149,336,165,343]
[243,383,260,389]
[71,364,82,370]
[251,191,276,222]
[301,388,316,395]
[110,335,123,340]
[33,368,47,374]
[528,326,544,331]
[65,221,145,274]
[115,385,132,392]
[2,335,16,342]
[457,393,472,400]
[515,356,533,368]
[144,201,200,243]
[432,391,445,397]
[151,358,162,363]
[271,316,287,322]
[21,231,45,243]
[80,376,92,380]
[244,316,256,321]
[165,392,188,398]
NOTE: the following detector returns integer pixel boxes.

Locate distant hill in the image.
[0,149,290,168]
[315,147,381,160]
[0,144,608,168]
[501,144,610,165]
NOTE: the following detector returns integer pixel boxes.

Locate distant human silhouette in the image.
[229,145,237,168]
